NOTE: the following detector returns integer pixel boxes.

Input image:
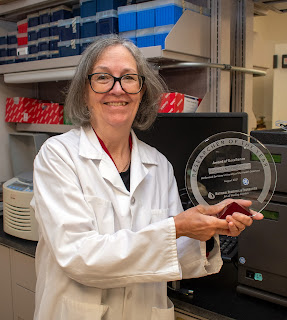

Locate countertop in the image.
[0,215,286,319]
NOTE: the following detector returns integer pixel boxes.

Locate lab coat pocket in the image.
[84,195,115,234]
[60,296,108,320]
[151,298,175,320]
[150,208,169,223]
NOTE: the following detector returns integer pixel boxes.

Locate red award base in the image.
[218,202,252,219]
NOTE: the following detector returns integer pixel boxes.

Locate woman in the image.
[31,36,263,320]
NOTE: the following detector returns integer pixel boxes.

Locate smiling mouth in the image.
[105,102,128,106]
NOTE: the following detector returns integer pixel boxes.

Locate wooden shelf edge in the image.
[16,123,76,133]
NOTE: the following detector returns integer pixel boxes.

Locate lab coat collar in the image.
[78,126,158,194]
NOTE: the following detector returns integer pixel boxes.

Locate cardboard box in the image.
[5,97,38,123]
[159,92,202,113]
[5,97,64,124]
[33,102,64,124]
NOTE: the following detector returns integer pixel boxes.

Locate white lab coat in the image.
[31,126,222,320]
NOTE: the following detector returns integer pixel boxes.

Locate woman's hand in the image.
[173,198,264,240]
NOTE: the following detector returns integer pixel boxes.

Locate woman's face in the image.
[86,45,145,131]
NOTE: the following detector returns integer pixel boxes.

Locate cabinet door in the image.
[10,249,36,320]
[13,284,35,320]
[0,245,14,320]
[10,249,36,292]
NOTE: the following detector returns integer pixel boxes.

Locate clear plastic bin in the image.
[49,35,59,51]
[80,36,98,53]
[28,40,38,54]
[51,5,72,22]
[58,17,81,41]
[80,0,97,18]
[28,26,39,41]
[0,35,7,45]
[7,31,17,45]
[59,39,81,57]
[39,9,51,24]
[38,37,50,52]
[38,23,50,38]
[27,12,39,27]
[96,9,118,35]
[97,0,126,12]
[81,15,98,38]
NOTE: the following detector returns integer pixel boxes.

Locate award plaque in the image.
[185,131,277,218]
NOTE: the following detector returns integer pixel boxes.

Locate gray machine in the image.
[237,129,287,307]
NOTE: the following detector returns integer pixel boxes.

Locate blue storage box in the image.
[0,45,7,57]
[16,55,28,63]
[80,0,97,18]
[7,44,17,57]
[137,1,156,29]
[59,39,81,57]
[136,27,154,48]
[0,35,7,45]
[72,4,81,17]
[39,9,51,24]
[38,23,50,38]
[6,57,16,64]
[155,0,182,26]
[38,37,50,51]
[58,17,81,41]
[96,9,118,35]
[50,50,60,58]
[81,15,98,38]
[49,35,59,50]
[0,57,6,65]
[50,21,59,36]
[154,24,174,48]
[28,26,39,41]
[28,12,39,27]
[7,31,17,45]
[97,0,126,12]
[118,4,137,32]
[119,30,136,45]
[38,50,50,60]
[80,36,98,53]
[28,40,38,54]
[27,53,38,61]
[51,5,72,22]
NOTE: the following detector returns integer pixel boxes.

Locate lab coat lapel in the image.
[130,131,158,195]
[79,126,129,195]
[99,157,129,195]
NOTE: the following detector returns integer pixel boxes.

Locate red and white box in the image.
[33,102,64,124]
[17,19,28,34]
[159,92,202,113]
[5,97,39,123]
[5,97,64,124]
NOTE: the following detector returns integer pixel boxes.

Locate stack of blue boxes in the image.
[78,0,126,55]
[0,0,211,65]
[118,0,210,49]
[26,5,74,62]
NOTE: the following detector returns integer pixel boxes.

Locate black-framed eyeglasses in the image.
[88,73,145,94]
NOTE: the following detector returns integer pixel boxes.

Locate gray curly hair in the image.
[65,35,167,130]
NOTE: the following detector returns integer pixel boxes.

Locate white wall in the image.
[253,11,287,129]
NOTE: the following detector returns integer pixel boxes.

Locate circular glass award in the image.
[185,131,277,217]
